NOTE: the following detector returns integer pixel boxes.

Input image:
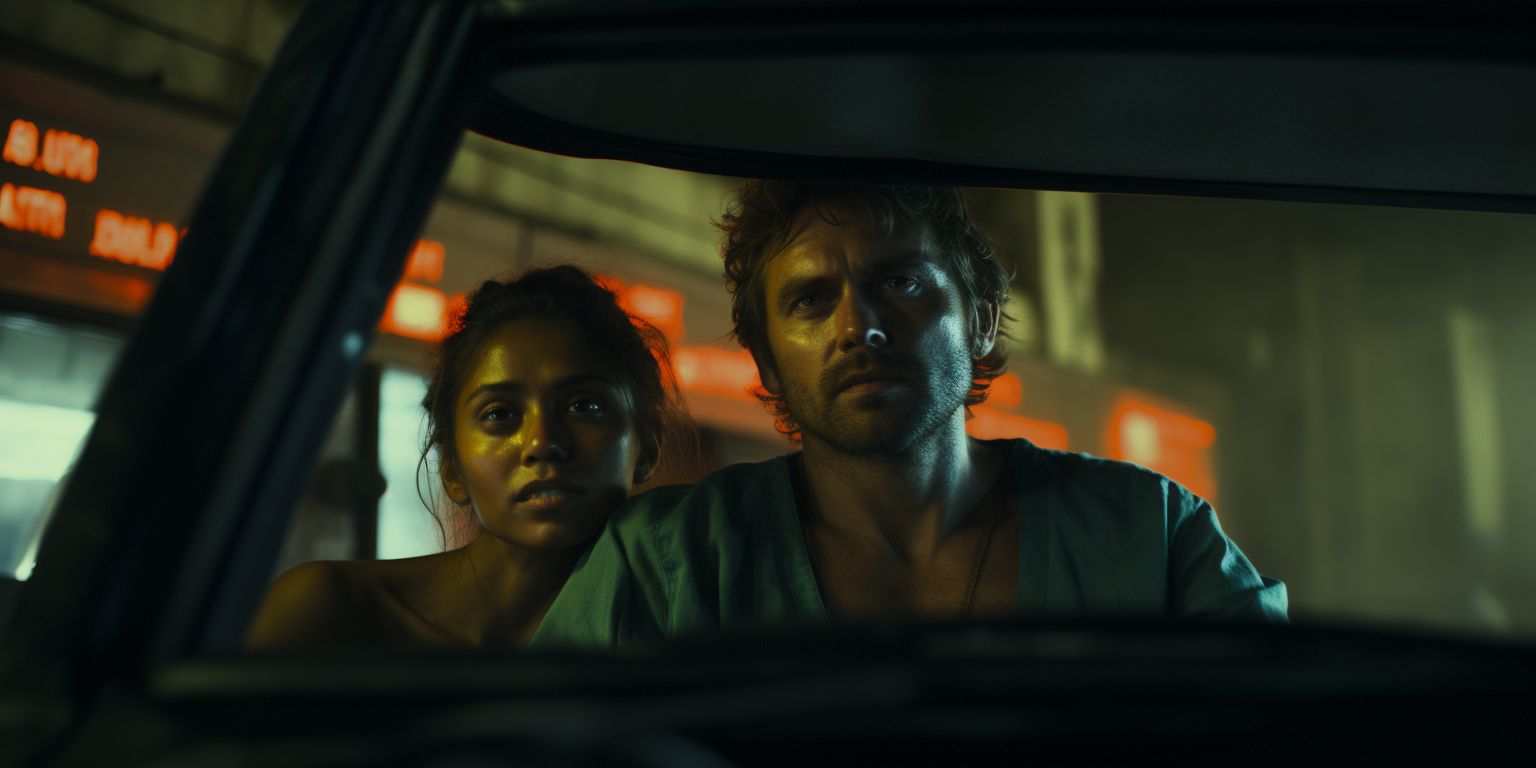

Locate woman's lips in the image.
[518,489,581,512]
[515,483,584,512]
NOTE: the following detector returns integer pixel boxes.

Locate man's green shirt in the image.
[531,439,1288,647]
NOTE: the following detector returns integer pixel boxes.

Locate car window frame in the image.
[4,0,1536,763]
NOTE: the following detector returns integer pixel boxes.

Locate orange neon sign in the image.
[623,284,686,344]
[1106,395,1217,502]
[378,240,459,340]
[673,346,762,402]
[1,120,38,167]
[597,275,687,345]
[965,406,1069,450]
[89,209,179,270]
[380,281,449,341]
[986,373,1023,409]
[405,239,444,283]
[0,183,65,239]
[3,120,97,182]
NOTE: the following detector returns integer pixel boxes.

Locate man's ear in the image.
[750,346,783,395]
[441,459,472,506]
[973,299,1002,358]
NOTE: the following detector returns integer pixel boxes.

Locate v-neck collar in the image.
[776,440,1043,618]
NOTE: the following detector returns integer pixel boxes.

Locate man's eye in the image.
[795,295,822,309]
[883,276,916,292]
[566,397,605,415]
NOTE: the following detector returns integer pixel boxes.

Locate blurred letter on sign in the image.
[90,209,179,270]
[3,120,39,167]
[0,183,66,239]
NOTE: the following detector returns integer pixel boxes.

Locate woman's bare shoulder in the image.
[245,559,389,650]
[244,554,465,650]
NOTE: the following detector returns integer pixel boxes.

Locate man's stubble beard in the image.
[781,343,973,458]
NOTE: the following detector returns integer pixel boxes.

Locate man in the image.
[531,182,1286,646]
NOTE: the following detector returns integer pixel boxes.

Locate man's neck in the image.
[798,411,1005,562]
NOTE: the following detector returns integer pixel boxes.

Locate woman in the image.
[247,265,697,649]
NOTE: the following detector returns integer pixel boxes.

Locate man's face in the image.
[758,205,979,456]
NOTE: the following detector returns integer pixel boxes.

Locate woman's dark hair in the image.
[418,264,696,548]
[716,181,1013,439]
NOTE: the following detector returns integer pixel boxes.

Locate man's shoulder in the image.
[1007,439,1196,510]
[1017,440,1163,480]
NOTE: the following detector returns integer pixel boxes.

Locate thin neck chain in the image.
[793,456,1007,619]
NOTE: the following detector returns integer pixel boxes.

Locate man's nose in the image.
[521,408,571,465]
[835,285,889,352]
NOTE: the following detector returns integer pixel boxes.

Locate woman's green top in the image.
[530,439,1288,648]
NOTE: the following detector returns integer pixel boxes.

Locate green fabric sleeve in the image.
[527,487,690,648]
[1168,482,1289,623]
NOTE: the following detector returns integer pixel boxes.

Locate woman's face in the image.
[446,317,644,551]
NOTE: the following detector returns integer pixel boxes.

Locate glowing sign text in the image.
[3,120,97,182]
[0,183,66,239]
[1,120,35,166]
[405,239,445,283]
[89,209,179,270]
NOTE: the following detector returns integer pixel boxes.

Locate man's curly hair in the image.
[716,181,1012,439]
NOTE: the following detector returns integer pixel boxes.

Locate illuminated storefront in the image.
[0,60,222,578]
[0,58,1219,573]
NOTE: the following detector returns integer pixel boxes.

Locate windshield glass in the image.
[4,1,1532,652]
[225,128,1534,647]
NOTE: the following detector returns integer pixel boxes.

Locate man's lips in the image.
[514,479,584,510]
[837,368,908,394]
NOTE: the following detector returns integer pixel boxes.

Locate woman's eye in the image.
[483,407,514,422]
[883,276,916,292]
[795,295,822,309]
[566,397,605,415]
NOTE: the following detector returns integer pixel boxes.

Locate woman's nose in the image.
[521,410,571,465]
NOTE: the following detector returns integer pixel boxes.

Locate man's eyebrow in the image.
[863,249,938,274]
[775,273,838,308]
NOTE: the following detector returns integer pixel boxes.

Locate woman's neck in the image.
[447,530,586,647]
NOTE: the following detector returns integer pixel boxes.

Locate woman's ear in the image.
[632,433,661,486]
[441,458,472,506]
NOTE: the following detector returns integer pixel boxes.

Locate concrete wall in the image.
[1097,195,1536,635]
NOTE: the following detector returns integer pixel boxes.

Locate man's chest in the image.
[806,515,1020,620]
